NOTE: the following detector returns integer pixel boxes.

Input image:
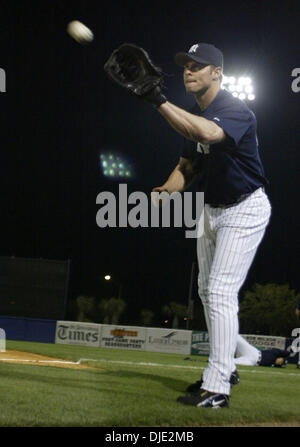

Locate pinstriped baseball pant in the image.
[197,187,271,395]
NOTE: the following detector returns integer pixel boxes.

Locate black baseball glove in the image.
[104,43,167,108]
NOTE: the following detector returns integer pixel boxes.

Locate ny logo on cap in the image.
[189,44,199,54]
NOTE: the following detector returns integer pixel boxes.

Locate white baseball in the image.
[67,21,94,44]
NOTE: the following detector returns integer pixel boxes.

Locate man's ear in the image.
[212,66,222,81]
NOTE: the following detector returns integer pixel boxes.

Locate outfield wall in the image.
[0,316,56,343]
[0,316,298,361]
[190,331,287,356]
[55,321,192,355]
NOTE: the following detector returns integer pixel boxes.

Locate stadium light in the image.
[99,152,133,179]
[222,74,255,102]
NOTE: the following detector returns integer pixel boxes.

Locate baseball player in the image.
[104,43,271,408]
[151,43,271,408]
[234,335,291,367]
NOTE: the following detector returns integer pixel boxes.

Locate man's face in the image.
[183,60,218,95]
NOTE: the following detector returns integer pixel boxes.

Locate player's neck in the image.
[195,83,220,111]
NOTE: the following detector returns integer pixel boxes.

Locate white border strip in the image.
[77,358,300,377]
[1,356,299,377]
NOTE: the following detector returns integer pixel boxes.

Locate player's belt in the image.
[208,192,252,209]
[208,187,265,209]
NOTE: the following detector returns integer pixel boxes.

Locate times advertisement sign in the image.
[55,321,101,347]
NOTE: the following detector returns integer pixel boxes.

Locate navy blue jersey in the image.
[181,89,268,205]
[296,297,300,310]
[259,348,290,367]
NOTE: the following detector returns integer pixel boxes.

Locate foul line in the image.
[1,356,299,377]
[77,358,300,377]
[0,358,78,365]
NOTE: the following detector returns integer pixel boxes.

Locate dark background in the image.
[0,0,299,325]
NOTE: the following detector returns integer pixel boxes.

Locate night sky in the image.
[0,0,299,324]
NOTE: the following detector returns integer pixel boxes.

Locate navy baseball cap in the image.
[175,43,223,68]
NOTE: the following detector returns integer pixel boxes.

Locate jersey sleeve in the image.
[211,106,255,146]
[180,138,205,173]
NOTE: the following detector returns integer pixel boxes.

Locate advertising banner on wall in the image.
[100,325,147,350]
[191,331,209,356]
[145,328,192,355]
[55,321,101,347]
[190,332,287,357]
[242,334,286,350]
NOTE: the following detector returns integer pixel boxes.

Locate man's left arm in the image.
[157,101,226,145]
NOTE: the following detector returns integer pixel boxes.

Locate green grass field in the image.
[1,340,300,427]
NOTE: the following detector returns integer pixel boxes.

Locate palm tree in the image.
[240,283,300,336]
[99,296,126,324]
[140,309,154,326]
[76,295,95,322]
[162,301,188,328]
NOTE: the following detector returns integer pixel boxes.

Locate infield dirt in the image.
[0,350,94,369]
